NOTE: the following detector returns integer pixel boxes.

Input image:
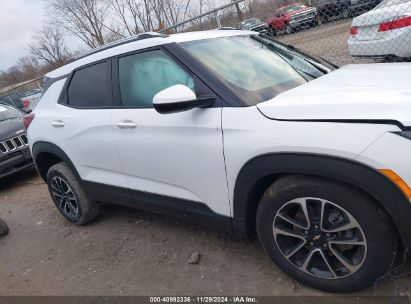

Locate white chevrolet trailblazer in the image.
[26,30,411,292]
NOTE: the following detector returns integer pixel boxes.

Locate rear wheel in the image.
[285,24,293,34]
[47,163,100,225]
[256,175,397,293]
[269,26,277,37]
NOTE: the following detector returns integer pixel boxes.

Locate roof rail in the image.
[65,32,168,65]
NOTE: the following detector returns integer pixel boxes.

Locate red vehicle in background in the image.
[267,3,318,35]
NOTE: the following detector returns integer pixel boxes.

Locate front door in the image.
[111,48,230,216]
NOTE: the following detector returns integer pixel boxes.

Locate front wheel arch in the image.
[232,153,411,249]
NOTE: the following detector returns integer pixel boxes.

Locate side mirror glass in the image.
[153,84,215,114]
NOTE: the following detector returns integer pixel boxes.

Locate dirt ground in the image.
[0,168,410,297]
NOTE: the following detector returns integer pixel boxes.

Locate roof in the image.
[47,30,254,79]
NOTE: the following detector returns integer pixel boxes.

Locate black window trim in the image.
[58,59,114,109]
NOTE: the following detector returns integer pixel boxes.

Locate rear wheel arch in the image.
[32,141,81,183]
[232,153,411,249]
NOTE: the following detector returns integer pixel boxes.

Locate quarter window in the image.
[67,61,112,108]
[118,50,195,108]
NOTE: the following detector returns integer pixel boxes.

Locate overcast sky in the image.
[0,0,46,71]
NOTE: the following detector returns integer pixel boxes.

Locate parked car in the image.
[348,0,411,58]
[267,3,318,35]
[238,18,269,33]
[0,103,32,179]
[308,0,382,22]
[0,89,42,113]
[28,30,411,293]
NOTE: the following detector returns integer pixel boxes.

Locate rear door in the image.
[111,47,230,216]
[53,60,126,189]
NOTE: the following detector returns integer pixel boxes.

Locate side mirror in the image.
[153,84,215,114]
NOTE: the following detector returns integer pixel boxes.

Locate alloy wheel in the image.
[273,197,367,279]
[50,176,79,221]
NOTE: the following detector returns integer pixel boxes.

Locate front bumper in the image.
[348,27,411,58]
[0,147,33,179]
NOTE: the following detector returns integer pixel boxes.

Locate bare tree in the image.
[109,0,194,35]
[29,26,71,68]
[48,0,110,48]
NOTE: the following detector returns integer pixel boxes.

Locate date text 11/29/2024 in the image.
[149,297,258,303]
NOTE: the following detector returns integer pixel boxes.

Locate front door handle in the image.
[116,120,137,129]
[51,120,65,128]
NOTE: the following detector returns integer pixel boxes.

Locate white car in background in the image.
[348,0,411,58]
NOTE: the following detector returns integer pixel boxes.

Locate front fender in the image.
[233,153,411,248]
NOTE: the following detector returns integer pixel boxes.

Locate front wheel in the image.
[285,24,294,34]
[256,175,397,293]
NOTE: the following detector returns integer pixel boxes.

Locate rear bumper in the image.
[348,27,411,58]
[0,148,34,179]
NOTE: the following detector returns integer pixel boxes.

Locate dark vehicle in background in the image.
[0,104,33,179]
[0,89,42,113]
[238,18,269,33]
[308,0,382,22]
[267,3,318,35]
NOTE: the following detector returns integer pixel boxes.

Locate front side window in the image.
[67,61,112,108]
[118,50,195,108]
[181,36,308,105]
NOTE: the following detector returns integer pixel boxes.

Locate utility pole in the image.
[232,0,243,22]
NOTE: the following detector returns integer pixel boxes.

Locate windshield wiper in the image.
[257,34,339,69]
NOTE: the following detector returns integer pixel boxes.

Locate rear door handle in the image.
[51,120,65,128]
[116,120,137,129]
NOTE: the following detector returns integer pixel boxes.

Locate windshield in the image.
[375,0,410,8]
[181,35,327,105]
[278,3,306,14]
[0,104,23,122]
[239,18,263,29]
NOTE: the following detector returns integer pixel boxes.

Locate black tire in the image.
[256,175,398,293]
[310,19,319,27]
[269,26,277,37]
[285,24,293,35]
[47,163,100,225]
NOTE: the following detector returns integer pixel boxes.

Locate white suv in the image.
[27,30,411,293]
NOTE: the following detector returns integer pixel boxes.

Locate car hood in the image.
[0,118,25,140]
[352,4,408,26]
[257,63,411,127]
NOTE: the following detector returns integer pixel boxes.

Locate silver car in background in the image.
[348,0,411,58]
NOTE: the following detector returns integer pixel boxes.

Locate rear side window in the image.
[67,61,112,108]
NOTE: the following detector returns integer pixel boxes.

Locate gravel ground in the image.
[277,19,378,66]
[0,168,410,298]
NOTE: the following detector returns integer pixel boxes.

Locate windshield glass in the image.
[0,104,23,122]
[181,35,326,105]
[375,0,410,8]
[239,18,263,29]
[279,3,306,14]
